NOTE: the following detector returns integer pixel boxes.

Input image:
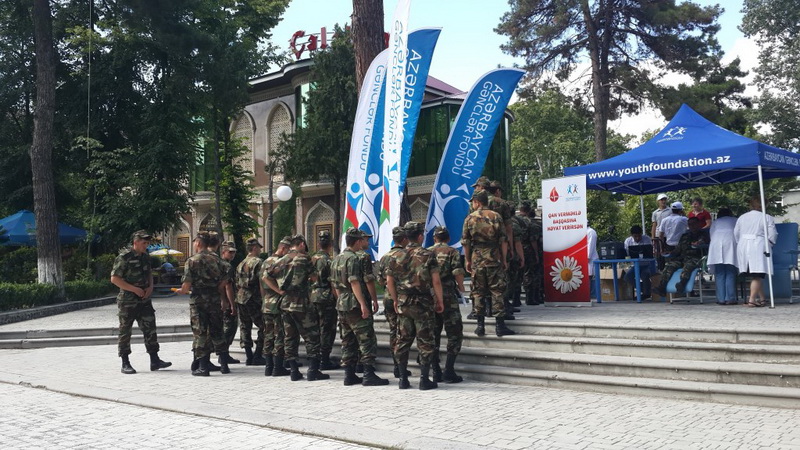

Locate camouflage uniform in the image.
[428,242,465,360]
[182,250,228,359]
[375,243,405,364]
[277,249,321,362]
[235,254,266,350]
[222,261,238,347]
[112,249,160,357]
[506,215,528,307]
[330,248,379,366]
[388,241,439,367]
[260,254,286,359]
[310,248,337,360]
[657,230,707,293]
[462,206,507,317]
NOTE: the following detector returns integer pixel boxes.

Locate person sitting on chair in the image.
[623,225,653,300]
[653,217,708,297]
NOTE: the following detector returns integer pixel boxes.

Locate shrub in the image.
[0,247,38,284]
[92,253,118,281]
[0,283,58,311]
[65,280,116,301]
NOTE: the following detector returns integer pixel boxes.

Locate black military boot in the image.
[244,346,254,365]
[431,359,443,383]
[191,358,199,371]
[307,358,330,381]
[355,363,364,374]
[343,364,363,386]
[264,355,274,376]
[251,342,266,365]
[362,365,390,386]
[149,352,172,371]
[474,316,486,336]
[222,353,240,364]
[288,359,304,381]
[208,359,221,372]
[218,352,231,374]
[192,355,210,377]
[121,355,136,374]
[418,364,438,391]
[442,354,463,384]
[319,353,340,370]
[393,363,412,378]
[398,363,411,389]
[272,355,290,376]
[512,289,522,307]
[496,317,516,336]
[525,289,536,305]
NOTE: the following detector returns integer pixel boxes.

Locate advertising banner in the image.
[423,68,525,249]
[378,0,411,257]
[541,175,590,306]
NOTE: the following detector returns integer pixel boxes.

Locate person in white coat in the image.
[734,197,778,307]
[587,226,599,298]
[708,208,738,305]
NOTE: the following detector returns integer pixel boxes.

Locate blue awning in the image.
[0,210,87,246]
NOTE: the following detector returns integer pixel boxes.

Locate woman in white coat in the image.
[587,226,599,298]
[734,197,778,307]
[708,208,738,305]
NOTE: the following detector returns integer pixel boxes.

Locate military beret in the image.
[471,176,490,188]
[433,226,449,237]
[391,226,406,239]
[246,238,263,248]
[345,227,371,238]
[403,221,425,234]
[131,230,152,241]
[471,191,488,204]
[279,236,292,246]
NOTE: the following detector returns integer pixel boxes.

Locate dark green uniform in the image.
[310,249,337,359]
[527,216,544,303]
[235,255,266,350]
[388,242,439,367]
[260,254,286,358]
[462,206,507,317]
[331,248,379,366]
[375,244,404,364]
[278,249,321,362]
[657,230,707,293]
[428,242,464,361]
[112,249,160,357]
[505,215,526,309]
[223,261,238,347]
[182,250,228,359]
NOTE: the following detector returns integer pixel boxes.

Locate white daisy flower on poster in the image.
[549,256,584,293]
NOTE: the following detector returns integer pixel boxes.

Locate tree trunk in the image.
[332,176,342,254]
[212,110,224,238]
[352,0,384,90]
[30,0,63,296]
[580,0,608,162]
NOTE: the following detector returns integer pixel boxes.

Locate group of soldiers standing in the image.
[111,176,545,389]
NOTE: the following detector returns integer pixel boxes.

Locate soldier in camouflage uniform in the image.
[519,202,543,305]
[489,181,517,319]
[235,238,267,365]
[110,230,171,374]
[428,226,465,384]
[259,236,291,377]
[176,232,231,376]
[374,226,411,379]
[462,191,515,337]
[653,217,709,296]
[207,234,235,372]
[220,241,241,365]
[386,221,445,390]
[276,235,329,381]
[310,230,339,370]
[330,228,389,386]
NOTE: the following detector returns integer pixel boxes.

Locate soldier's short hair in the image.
[471,191,488,205]
[207,232,221,247]
[246,238,262,252]
[519,201,532,213]
[290,234,306,246]
[194,232,211,247]
[433,226,449,241]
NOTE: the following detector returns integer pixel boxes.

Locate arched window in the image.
[267,104,292,165]
[305,201,335,251]
[410,199,429,223]
[232,113,255,175]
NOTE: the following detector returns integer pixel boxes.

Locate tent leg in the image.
[639,195,646,234]
[757,165,775,309]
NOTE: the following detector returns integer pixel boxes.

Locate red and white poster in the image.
[541,175,590,306]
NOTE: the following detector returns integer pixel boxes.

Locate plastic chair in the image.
[665,262,705,304]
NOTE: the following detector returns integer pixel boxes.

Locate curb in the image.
[0,296,117,326]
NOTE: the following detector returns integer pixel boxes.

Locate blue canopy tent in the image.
[565,104,800,307]
[0,210,87,246]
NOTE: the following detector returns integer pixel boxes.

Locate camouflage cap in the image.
[490,180,503,190]
[131,230,152,241]
[471,176,490,188]
[221,241,237,252]
[290,234,306,245]
[471,190,488,204]
[245,238,263,248]
[391,226,406,239]
[279,235,292,246]
[402,221,425,234]
[433,226,449,237]
[345,227,371,239]
[318,230,331,240]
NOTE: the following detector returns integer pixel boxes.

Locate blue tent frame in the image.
[564,104,800,308]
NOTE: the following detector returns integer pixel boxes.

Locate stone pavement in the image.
[2,341,800,449]
[0,383,370,450]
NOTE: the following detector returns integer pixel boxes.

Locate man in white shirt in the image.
[623,225,654,299]
[658,202,688,251]
[651,193,672,238]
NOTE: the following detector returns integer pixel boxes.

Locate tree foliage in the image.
[497,0,722,161]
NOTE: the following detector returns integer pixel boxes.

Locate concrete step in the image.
[0,324,192,341]
[0,332,193,349]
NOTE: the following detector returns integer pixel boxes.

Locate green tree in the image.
[497,0,722,161]
[277,27,358,250]
[742,0,800,150]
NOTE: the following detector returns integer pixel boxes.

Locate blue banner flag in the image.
[423,68,525,249]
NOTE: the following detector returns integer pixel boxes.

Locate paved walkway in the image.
[2,341,800,449]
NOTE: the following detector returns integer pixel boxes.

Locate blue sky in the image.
[269,1,753,137]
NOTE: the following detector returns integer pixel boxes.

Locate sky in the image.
[268,0,758,140]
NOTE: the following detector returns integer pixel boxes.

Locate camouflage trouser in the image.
[339,309,378,366]
[314,302,338,357]
[395,296,436,367]
[238,297,266,349]
[383,297,399,362]
[470,265,507,318]
[282,308,321,361]
[505,256,523,304]
[222,308,238,347]
[659,257,701,292]
[523,249,542,302]
[433,292,463,362]
[190,298,227,359]
[262,313,285,357]
[117,298,160,357]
